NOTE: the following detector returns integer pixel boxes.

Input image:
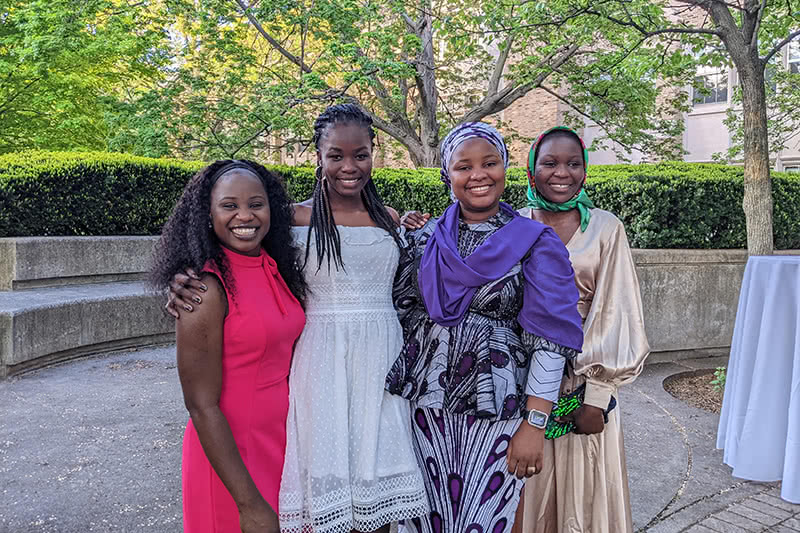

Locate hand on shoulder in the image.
[292,201,312,227]
[399,209,431,230]
[176,273,226,328]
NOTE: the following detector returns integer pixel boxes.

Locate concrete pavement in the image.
[1,347,797,532]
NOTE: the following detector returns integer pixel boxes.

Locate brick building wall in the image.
[499,88,562,167]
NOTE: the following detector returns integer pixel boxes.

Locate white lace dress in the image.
[279,225,428,533]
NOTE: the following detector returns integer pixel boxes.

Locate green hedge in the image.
[0,151,203,238]
[1,151,798,249]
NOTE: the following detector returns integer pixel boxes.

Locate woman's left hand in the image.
[506,423,544,479]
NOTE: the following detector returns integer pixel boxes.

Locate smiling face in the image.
[448,137,506,222]
[209,170,270,257]
[532,133,586,203]
[317,122,373,200]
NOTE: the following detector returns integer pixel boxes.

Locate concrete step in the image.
[0,281,174,377]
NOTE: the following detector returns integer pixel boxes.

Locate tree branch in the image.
[367,110,422,150]
[488,35,514,96]
[401,12,415,32]
[703,1,751,69]
[208,124,233,158]
[234,0,423,152]
[749,0,766,51]
[763,29,800,65]
[350,48,416,137]
[408,0,439,156]
[233,0,313,74]
[0,77,44,114]
[584,7,723,38]
[299,0,317,79]
[230,124,272,157]
[498,42,581,106]
[637,26,723,38]
[458,42,580,123]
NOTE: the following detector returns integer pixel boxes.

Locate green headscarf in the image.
[526,126,595,232]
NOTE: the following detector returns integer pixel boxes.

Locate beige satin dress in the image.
[518,208,650,533]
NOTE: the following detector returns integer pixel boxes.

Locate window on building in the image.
[693,69,728,105]
[783,165,800,173]
[789,40,800,74]
[763,62,779,94]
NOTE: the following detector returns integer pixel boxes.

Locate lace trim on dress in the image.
[305,282,393,307]
[303,308,400,323]
[279,472,428,533]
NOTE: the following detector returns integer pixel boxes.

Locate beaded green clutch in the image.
[544,383,617,440]
[544,385,583,439]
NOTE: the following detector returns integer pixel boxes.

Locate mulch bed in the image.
[664,371,724,414]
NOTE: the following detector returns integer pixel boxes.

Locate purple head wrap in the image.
[440,122,509,188]
[417,124,584,351]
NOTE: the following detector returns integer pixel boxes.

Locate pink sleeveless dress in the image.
[182,247,305,532]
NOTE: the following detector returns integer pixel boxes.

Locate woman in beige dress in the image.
[514,126,650,533]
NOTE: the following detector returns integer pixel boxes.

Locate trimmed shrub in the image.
[0,151,203,237]
[1,151,798,249]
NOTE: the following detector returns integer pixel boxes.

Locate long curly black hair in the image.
[151,160,307,305]
[306,103,403,271]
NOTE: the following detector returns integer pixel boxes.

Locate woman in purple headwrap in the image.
[386,122,584,533]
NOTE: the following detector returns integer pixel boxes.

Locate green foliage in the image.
[0,0,166,154]
[719,64,800,163]
[271,164,452,216]
[711,367,727,393]
[1,152,799,250]
[105,0,707,164]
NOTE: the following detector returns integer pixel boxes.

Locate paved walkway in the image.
[0,347,798,532]
[626,357,799,533]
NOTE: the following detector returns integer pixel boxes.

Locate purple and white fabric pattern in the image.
[387,210,577,420]
[439,122,509,188]
[400,407,524,533]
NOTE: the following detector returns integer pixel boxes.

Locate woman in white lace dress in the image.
[278,104,427,533]
[166,104,427,533]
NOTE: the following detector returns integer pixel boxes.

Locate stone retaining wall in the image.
[1,235,797,376]
[0,236,171,378]
[0,236,156,290]
[634,249,798,362]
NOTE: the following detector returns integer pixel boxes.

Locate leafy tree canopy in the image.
[0,0,166,153]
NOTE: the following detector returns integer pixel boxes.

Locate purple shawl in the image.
[417,201,583,351]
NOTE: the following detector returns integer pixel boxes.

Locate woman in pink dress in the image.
[151,160,307,532]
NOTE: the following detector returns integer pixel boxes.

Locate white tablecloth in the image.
[717,255,800,503]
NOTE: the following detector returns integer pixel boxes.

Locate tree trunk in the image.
[412,1,440,168]
[705,2,774,255]
[739,65,774,255]
[407,142,440,167]
[397,136,439,167]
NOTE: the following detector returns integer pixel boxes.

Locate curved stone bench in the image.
[0,282,173,377]
[0,237,173,378]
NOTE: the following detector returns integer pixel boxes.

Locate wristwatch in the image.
[520,407,549,429]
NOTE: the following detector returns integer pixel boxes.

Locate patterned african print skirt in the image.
[400,406,524,533]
